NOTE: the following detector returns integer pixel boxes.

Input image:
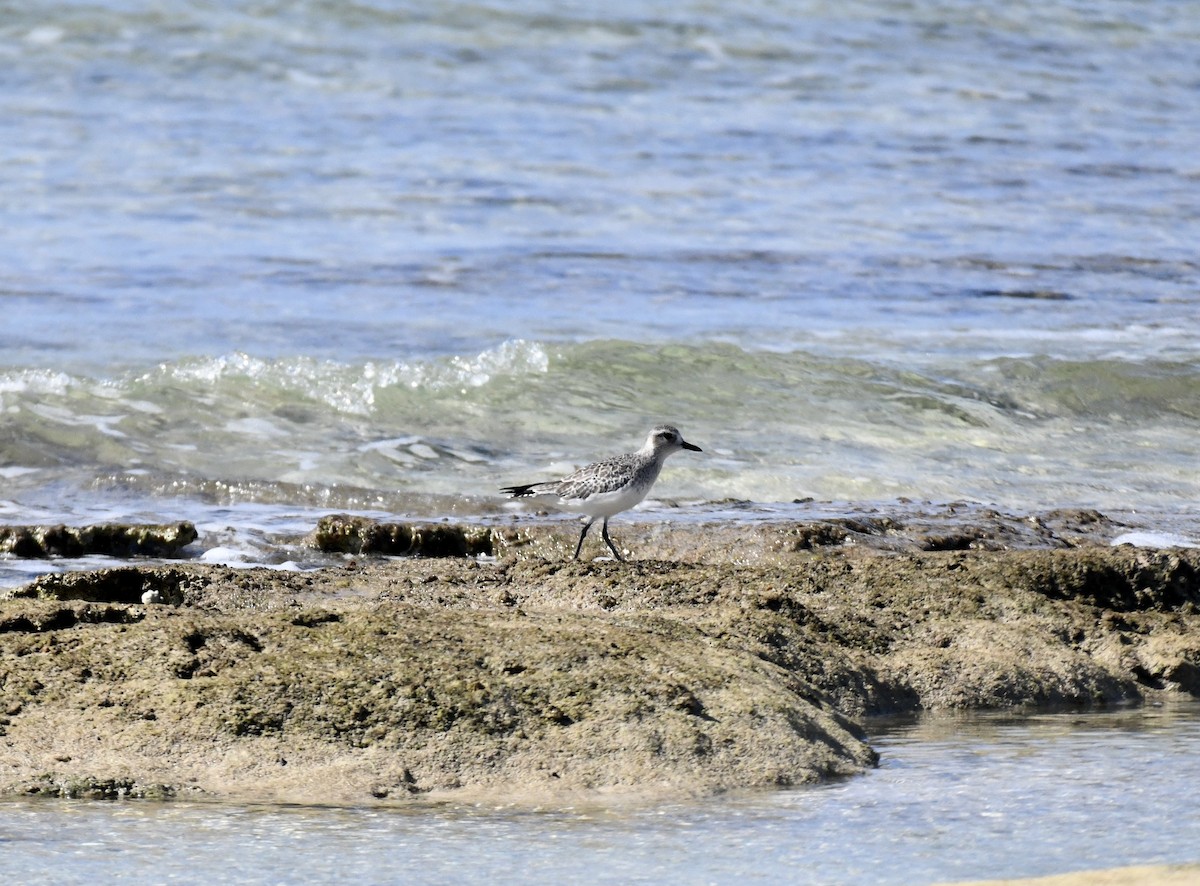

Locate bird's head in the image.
[645,425,702,456]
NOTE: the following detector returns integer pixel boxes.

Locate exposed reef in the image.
[3,541,1199,806]
[0,522,197,559]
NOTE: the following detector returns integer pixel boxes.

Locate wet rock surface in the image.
[2,542,1199,806]
[307,514,493,557]
[487,504,1140,563]
[0,522,197,558]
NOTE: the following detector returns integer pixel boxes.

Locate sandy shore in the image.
[2,514,1199,807]
[943,863,1200,885]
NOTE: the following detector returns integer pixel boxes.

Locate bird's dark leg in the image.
[600,518,625,562]
[574,520,594,559]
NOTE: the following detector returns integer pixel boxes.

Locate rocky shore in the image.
[2,512,1199,806]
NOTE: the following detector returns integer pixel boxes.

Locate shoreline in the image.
[3,517,1199,807]
[4,501,1190,581]
[942,863,1200,885]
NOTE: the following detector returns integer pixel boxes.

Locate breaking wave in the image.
[2,340,1198,514]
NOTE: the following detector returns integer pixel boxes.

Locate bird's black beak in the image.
[682,441,702,452]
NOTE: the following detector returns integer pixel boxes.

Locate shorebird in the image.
[500,425,702,561]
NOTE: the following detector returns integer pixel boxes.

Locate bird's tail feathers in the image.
[499,481,558,498]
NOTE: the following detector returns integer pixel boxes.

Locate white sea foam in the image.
[197,546,313,571]
[23,26,65,45]
[224,417,288,438]
[197,546,259,566]
[141,341,549,417]
[1111,531,1199,550]
[0,369,73,398]
[358,437,421,452]
[2,0,1199,534]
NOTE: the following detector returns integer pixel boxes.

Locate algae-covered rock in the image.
[8,567,195,605]
[0,576,874,804]
[0,522,197,558]
[1,547,1198,806]
[307,514,493,557]
[18,774,177,800]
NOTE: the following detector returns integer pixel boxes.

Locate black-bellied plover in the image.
[500,425,702,561]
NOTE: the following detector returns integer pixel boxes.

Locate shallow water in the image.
[2,703,1199,884]
[3,7,1197,878]
[2,0,1199,550]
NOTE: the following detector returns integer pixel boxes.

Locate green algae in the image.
[1,548,1198,805]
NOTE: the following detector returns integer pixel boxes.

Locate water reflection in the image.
[2,703,1199,885]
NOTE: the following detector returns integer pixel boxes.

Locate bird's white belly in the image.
[559,484,650,519]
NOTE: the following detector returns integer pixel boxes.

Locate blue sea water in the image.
[3,4,1200,879]
[2,0,1199,552]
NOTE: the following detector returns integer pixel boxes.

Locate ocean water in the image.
[3,703,1200,884]
[3,4,1200,875]
[2,0,1199,555]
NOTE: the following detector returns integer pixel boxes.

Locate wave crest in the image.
[138,340,550,415]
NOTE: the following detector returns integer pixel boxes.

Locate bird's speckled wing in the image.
[554,453,642,500]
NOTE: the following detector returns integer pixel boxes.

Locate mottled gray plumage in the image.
[519,450,659,501]
[500,425,702,561]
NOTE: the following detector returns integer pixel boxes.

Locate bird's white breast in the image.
[557,482,653,519]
